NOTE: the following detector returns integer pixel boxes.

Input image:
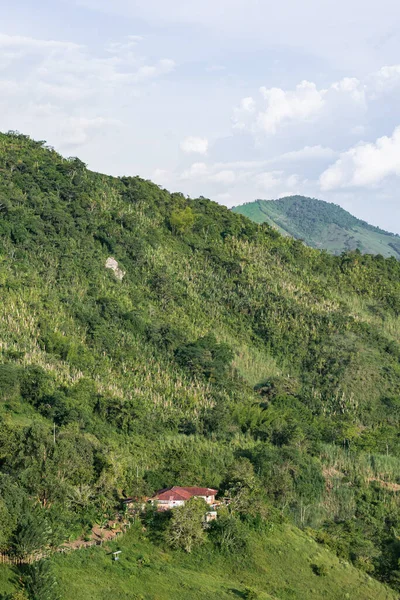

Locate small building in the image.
[148,486,218,511]
[204,510,218,523]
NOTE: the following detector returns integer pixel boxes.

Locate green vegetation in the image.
[232,196,400,257]
[1,132,400,598]
[165,497,207,553]
[2,524,396,600]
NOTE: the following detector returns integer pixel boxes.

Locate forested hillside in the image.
[232,196,400,257]
[1,132,400,599]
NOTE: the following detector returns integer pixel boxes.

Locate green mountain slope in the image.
[54,525,399,599]
[1,525,396,600]
[232,196,400,257]
[1,132,400,599]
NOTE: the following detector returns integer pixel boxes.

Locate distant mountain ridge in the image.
[232,196,400,258]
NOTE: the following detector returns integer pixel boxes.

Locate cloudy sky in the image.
[2,0,400,231]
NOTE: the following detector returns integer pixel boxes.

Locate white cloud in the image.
[320,126,400,190]
[233,77,366,136]
[210,169,236,185]
[368,64,400,93]
[256,171,284,190]
[330,77,365,104]
[179,160,300,195]
[0,34,174,99]
[180,136,209,155]
[180,162,248,185]
[58,116,121,148]
[214,192,232,201]
[240,97,256,112]
[257,81,325,134]
[133,59,175,82]
[180,162,209,179]
[0,32,175,151]
[254,171,301,193]
[0,33,81,52]
[213,159,268,170]
[105,35,144,53]
[232,65,400,143]
[276,145,337,162]
[286,174,300,187]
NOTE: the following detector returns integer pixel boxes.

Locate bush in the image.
[209,515,248,554]
[0,364,20,400]
[311,563,328,577]
[175,334,233,381]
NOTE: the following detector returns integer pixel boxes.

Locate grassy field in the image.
[0,525,394,600]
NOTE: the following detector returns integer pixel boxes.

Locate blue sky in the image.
[2,0,400,231]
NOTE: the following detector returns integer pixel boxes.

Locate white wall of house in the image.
[150,499,186,509]
[200,495,215,504]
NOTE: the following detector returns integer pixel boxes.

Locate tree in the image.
[169,207,195,235]
[0,499,12,551]
[20,560,60,600]
[12,505,51,558]
[175,334,233,382]
[20,366,49,406]
[165,497,207,553]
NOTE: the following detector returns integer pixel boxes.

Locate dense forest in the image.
[233,196,400,258]
[1,132,400,599]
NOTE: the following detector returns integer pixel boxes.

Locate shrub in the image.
[169,207,195,235]
[0,364,20,400]
[175,334,233,382]
[209,515,249,554]
[311,563,328,577]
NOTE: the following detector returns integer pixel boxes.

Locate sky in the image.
[1,1,400,231]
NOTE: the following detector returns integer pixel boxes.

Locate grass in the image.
[0,525,391,600]
[0,563,16,596]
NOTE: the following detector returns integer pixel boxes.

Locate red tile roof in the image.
[153,488,192,501]
[151,486,217,502]
[179,487,218,496]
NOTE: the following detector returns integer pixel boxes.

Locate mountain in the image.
[232,196,400,258]
[1,132,400,599]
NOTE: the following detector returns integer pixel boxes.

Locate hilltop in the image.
[232,196,400,257]
[1,132,400,599]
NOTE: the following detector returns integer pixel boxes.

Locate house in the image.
[148,486,218,511]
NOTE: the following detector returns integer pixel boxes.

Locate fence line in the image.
[0,553,42,565]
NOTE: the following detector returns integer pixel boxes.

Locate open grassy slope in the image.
[0,525,395,600]
[232,196,400,257]
[1,132,400,598]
